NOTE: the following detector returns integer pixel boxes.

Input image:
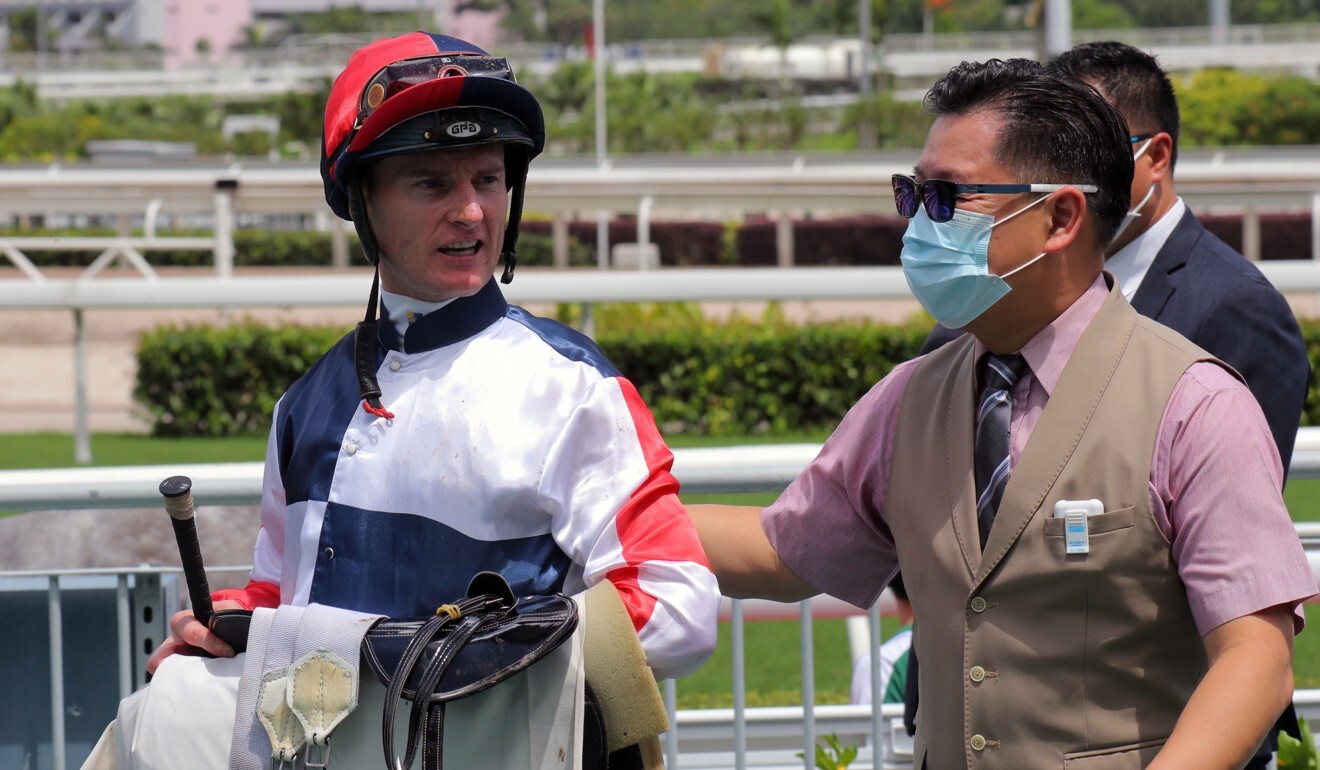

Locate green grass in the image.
[0,432,268,469]
[7,433,1320,705]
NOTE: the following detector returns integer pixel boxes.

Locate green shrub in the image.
[134,321,344,436]
[133,311,930,437]
[133,311,1320,438]
[600,318,928,435]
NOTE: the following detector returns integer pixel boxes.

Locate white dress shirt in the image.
[1106,197,1186,301]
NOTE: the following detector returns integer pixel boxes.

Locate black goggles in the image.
[891,174,1098,223]
[360,54,516,119]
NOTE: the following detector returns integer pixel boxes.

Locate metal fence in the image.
[7,436,1320,770]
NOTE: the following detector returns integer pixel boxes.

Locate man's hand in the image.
[145,599,245,674]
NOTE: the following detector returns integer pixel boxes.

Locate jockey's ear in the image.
[583,580,669,754]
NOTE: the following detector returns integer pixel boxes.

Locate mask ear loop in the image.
[990,191,1057,281]
[1127,138,1157,218]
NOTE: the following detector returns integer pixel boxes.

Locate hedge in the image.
[133,313,931,437]
[134,322,346,437]
[134,312,1320,439]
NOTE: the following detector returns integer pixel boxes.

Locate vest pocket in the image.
[1042,506,1136,538]
[1062,737,1166,767]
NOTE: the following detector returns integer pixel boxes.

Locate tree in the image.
[1071,0,1136,28]
[753,0,801,89]
[5,6,52,53]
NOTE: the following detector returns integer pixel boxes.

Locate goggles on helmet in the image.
[360,55,516,122]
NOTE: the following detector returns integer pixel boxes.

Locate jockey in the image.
[147,31,720,684]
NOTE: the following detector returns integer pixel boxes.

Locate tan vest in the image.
[888,285,1224,769]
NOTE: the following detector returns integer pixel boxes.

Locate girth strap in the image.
[381,595,502,770]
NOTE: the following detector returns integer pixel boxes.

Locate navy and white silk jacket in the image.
[230,279,719,680]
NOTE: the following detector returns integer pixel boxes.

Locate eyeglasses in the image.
[1129,134,1153,144]
[891,174,1099,223]
[360,54,515,119]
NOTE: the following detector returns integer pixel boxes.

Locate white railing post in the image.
[117,573,132,698]
[869,602,883,758]
[733,598,748,770]
[72,308,92,465]
[664,678,679,769]
[144,197,163,240]
[1243,206,1262,262]
[800,599,815,770]
[0,242,46,281]
[49,576,66,770]
[330,215,349,269]
[1311,192,1320,262]
[638,195,655,271]
[213,179,237,278]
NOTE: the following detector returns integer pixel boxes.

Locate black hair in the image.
[924,58,1132,251]
[1050,41,1181,169]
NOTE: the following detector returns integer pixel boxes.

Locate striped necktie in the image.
[975,352,1029,548]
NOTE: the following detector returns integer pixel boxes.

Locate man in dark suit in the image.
[914,41,1311,767]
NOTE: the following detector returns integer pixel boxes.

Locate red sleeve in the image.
[212,579,280,610]
[607,378,711,631]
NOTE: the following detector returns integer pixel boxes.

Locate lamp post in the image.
[590,0,608,336]
[1210,0,1230,46]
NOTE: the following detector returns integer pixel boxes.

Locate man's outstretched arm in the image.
[688,504,817,602]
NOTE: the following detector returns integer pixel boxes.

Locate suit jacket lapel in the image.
[1128,209,1202,320]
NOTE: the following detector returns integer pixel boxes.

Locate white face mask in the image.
[1110,138,1156,245]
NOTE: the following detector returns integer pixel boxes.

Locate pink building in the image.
[162,0,253,68]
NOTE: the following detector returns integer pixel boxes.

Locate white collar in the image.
[381,289,456,339]
[1106,197,1186,301]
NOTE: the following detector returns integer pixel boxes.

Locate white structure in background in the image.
[0,0,252,67]
[0,0,501,69]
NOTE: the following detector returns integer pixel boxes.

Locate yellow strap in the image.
[435,604,462,621]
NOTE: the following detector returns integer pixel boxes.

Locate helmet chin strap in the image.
[500,151,530,284]
[347,182,393,420]
[347,183,381,266]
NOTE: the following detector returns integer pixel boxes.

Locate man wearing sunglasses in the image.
[693,58,1314,769]
[141,30,719,746]
[920,42,1308,479]
[910,41,1312,769]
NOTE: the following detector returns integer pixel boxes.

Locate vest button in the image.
[970,596,987,613]
[969,665,986,682]
[970,734,987,751]
[388,359,402,372]
[345,442,358,456]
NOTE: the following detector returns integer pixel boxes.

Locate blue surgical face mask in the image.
[900,194,1053,329]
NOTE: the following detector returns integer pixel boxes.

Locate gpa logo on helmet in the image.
[424,112,499,144]
[447,121,482,139]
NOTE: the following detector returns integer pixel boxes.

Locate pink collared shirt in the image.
[764,275,1316,635]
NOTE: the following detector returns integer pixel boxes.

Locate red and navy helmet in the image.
[320,32,545,221]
